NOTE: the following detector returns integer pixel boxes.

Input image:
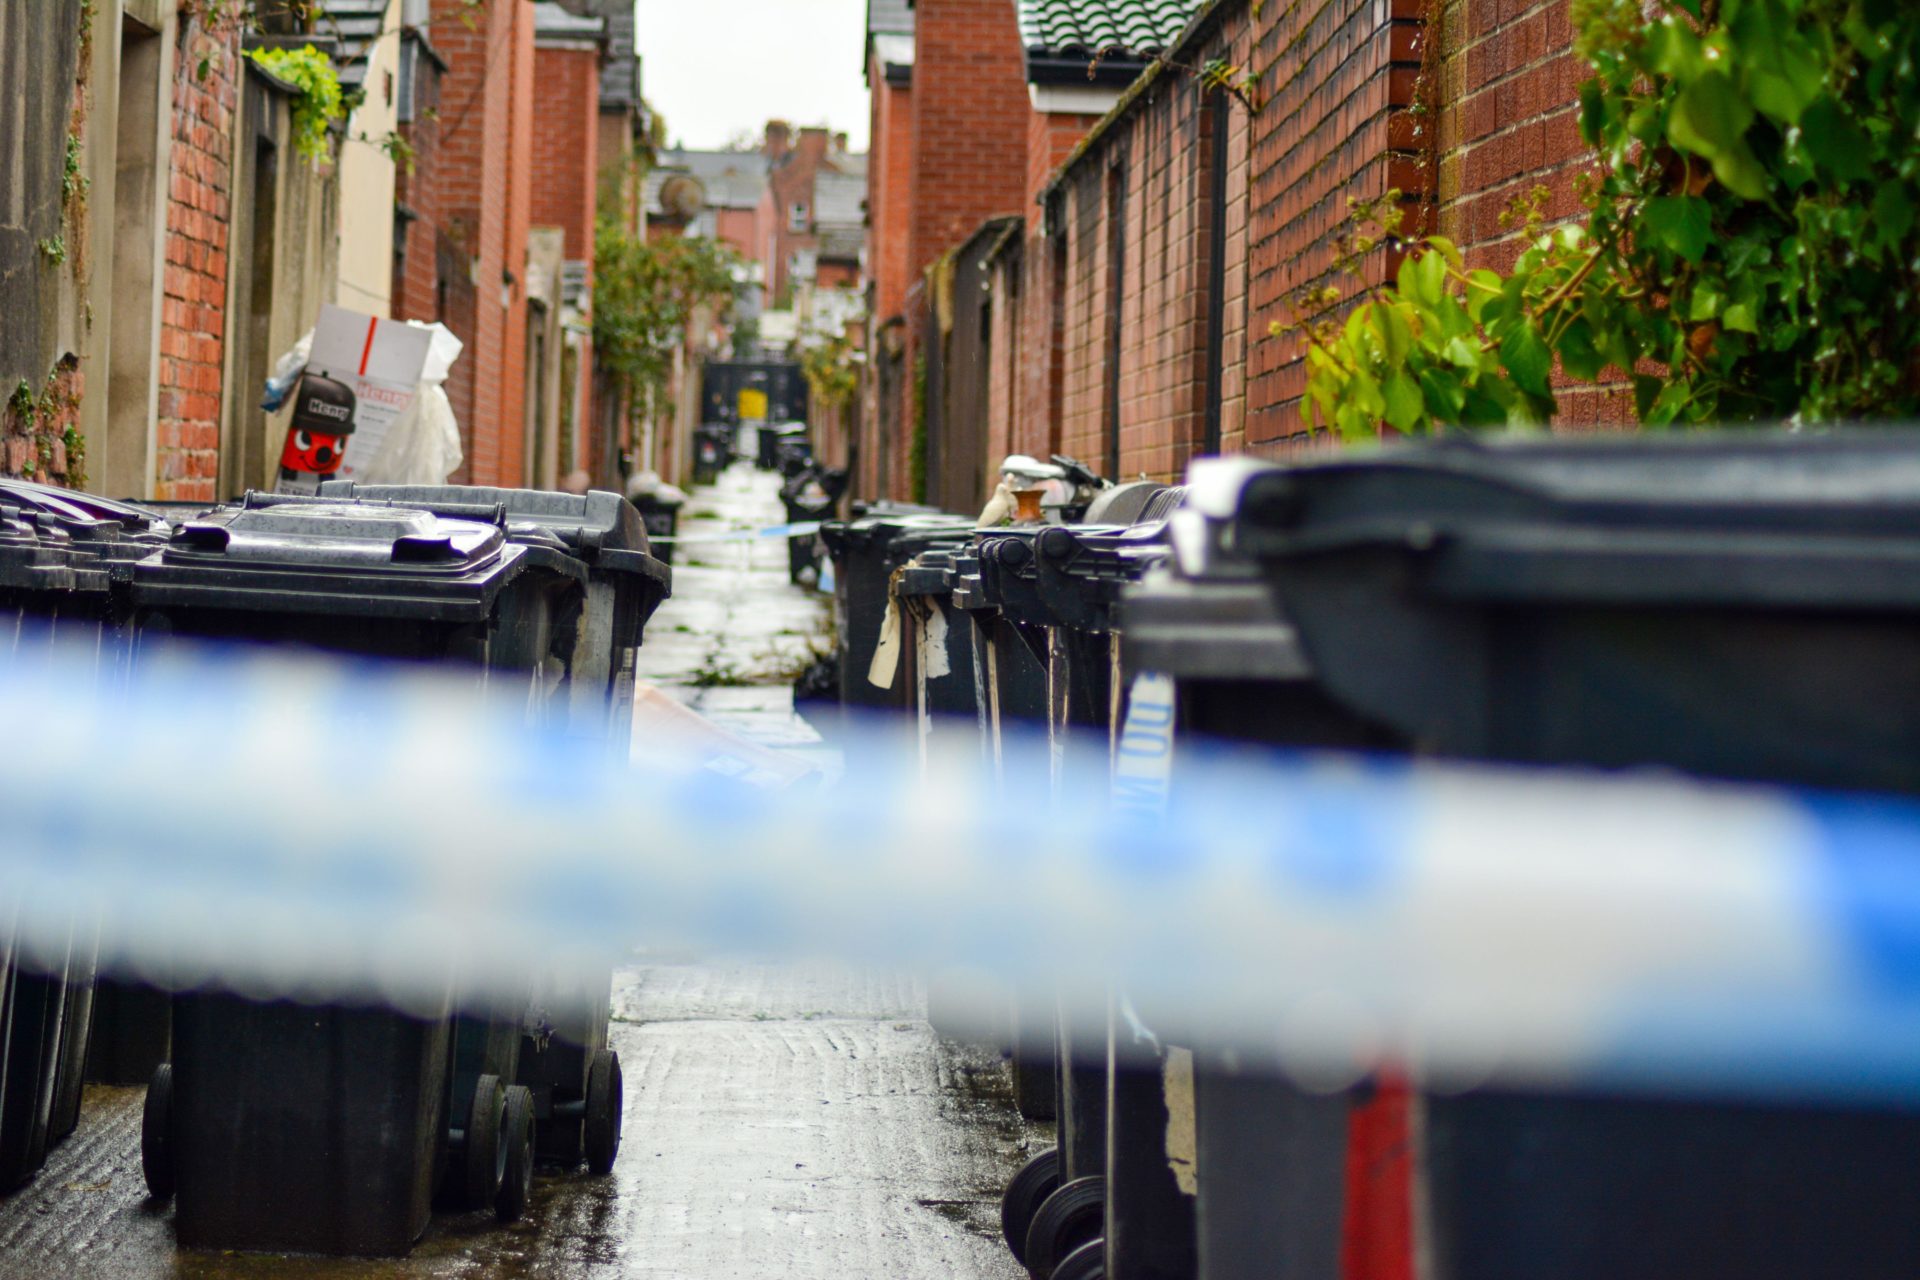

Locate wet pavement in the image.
[0,465,1042,1278]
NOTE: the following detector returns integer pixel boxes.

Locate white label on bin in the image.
[868,598,903,689]
[1113,672,1177,818]
[920,600,951,681]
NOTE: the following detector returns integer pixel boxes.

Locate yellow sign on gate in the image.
[738,389,768,421]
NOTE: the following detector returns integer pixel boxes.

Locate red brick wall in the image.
[1027,107,1099,206]
[433,0,532,487]
[530,45,600,261]
[764,127,831,301]
[867,70,913,321]
[888,0,1029,499]
[817,260,860,289]
[393,46,445,324]
[1242,0,1425,452]
[1433,0,1620,425]
[714,208,758,261]
[156,13,242,501]
[497,0,535,487]
[1036,14,1253,482]
[905,0,1028,284]
[979,109,1104,473]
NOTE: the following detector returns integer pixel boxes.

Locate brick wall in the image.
[531,45,599,259]
[763,127,830,302]
[155,11,242,501]
[394,38,446,324]
[868,72,913,322]
[861,60,913,502]
[1239,0,1425,451]
[906,0,1028,284]
[433,0,529,487]
[897,0,1608,498]
[984,108,1106,470]
[497,0,535,487]
[1433,0,1621,425]
[1032,7,1253,483]
[892,0,1029,499]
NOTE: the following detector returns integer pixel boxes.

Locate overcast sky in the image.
[636,0,872,154]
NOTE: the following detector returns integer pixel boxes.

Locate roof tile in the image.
[1015,0,1203,58]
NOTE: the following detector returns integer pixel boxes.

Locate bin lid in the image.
[0,479,171,539]
[819,512,974,559]
[1120,457,1312,680]
[0,506,79,593]
[130,500,558,622]
[1083,481,1184,525]
[317,483,672,598]
[1233,431,1920,609]
[1033,522,1178,633]
[165,503,508,571]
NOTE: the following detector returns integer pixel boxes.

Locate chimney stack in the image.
[764,120,791,160]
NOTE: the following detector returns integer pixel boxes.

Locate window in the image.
[788,202,809,233]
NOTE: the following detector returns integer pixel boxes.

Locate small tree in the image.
[592,225,740,444]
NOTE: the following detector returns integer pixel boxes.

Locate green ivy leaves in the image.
[1645,196,1712,263]
[249,45,343,162]
[1294,0,1920,437]
[1669,72,1769,199]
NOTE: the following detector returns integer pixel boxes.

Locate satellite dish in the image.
[658,174,706,220]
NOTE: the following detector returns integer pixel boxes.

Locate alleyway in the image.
[0,467,1041,1279]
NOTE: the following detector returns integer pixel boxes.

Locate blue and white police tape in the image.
[5,629,1920,1104]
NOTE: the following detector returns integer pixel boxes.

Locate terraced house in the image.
[0,0,649,502]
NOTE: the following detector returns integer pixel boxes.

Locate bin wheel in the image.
[461,1074,507,1211]
[1052,1238,1106,1280]
[584,1049,623,1177]
[1023,1176,1105,1280]
[141,1063,174,1200]
[1000,1146,1062,1265]
[496,1084,535,1223]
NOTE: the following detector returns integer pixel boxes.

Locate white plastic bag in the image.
[354,323,465,484]
[261,331,314,412]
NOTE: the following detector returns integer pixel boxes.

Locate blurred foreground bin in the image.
[127,489,664,1253]
[0,483,170,1188]
[1127,436,1920,1280]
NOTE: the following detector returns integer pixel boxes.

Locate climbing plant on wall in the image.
[248,44,345,160]
[800,335,861,412]
[1287,0,1920,436]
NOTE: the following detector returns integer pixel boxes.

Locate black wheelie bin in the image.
[122,492,630,1254]
[946,525,1061,1129]
[967,492,1192,1280]
[778,461,848,588]
[693,424,732,486]
[817,508,976,722]
[0,483,171,1189]
[1129,434,1920,1280]
[319,483,668,1176]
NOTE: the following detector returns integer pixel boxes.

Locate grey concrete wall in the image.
[0,0,83,392]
